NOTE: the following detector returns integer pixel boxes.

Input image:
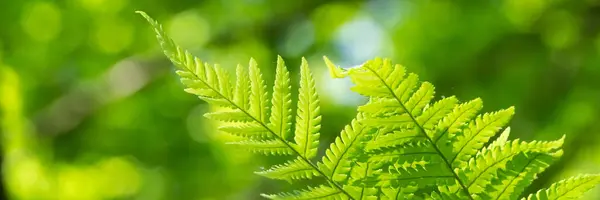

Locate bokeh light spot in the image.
[78,0,128,14]
[93,18,134,54]
[311,3,358,42]
[0,67,21,116]
[57,166,99,200]
[279,19,314,57]
[503,0,547,30]
[96,157,141,197]
[168,11,210,49]
[335,16,389,64]
[21,2,62,42]
[6,156,51,199]
[541,11,579,49]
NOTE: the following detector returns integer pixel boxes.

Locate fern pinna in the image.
[138,11,600,200]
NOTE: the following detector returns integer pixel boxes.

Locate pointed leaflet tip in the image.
[277,55,285,70]
[301,57,308,68]
[322,56,347,78]
[249,57,258,68]
[557,134,566,146]
[135,11,155,25]
[135,10,146,16]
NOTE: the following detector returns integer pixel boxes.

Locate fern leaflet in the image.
[140,11,600,200]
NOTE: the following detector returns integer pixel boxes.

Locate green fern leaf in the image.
[228,139,294,155]
[379,185,418,200]
[489,127,512,149]
[139,12,355,198]
[329,57,470,195]
[204,109,253,122]
[261,185,346,200]
[318,117,371,183]
[433,98,483,143]
[524,174,600,200]
[367,141,436,164]
[269,56,293,139]
[416,96,458,134]
[256,157,319,182]
[374,155,454,187]
[450,107,516,168]
[249,58,270,122]
[427,191,466,200]
[344,185,378,200]
[293,58,321,159]
[364,129,423,151]
[460,137,565,194]
[140,11,600,199]
[358,98,405,117]
[217,122,271,139]
[487,153,561,199]
[234,64,251,110]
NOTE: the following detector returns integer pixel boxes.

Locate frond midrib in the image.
[552,176,599,200]
[329,125,365,178]
[369,151,437,159]
[274,167,315,176]
[495,154,541,200]
[297,190,343,200]
[179,62,354,199]
[301,98,312,156]
[450,117,506,164]
[466,151,520,189]
[369,175,455,183]
[363,65,475,200]
[434,102,479,144]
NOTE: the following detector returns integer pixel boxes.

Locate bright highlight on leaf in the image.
[139,11,600,200]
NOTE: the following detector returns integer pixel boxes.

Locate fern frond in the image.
[358,98,405,117]
[487,152,562,199]
[344,185,378,200]
[141,12,600,199]
[374,155,454,188]
[204,109,253,122]
[450,107,515,168]
[433,98,483,143]
[269,56,293,139]
[460,137,565,194]
[524,174,600,200]
[139,12,354,199]
[379,185,418,200]
[249,58,270,122]
[318,117,372,183]
[293,58,321,159]
[427,191,466,200]
[228,139,294,156]
[323,56,599,199]
[364,129,423,151]
[416,96,458,134]
[261,185,346,200]
[256,157,319,182]
[367,141,436,164]
[234,64,251,110]
[489,127,512,149]
[329,57,474,197]
[218,122,271,139]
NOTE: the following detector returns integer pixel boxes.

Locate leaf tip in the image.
[135,11,154,24]
[323,56,347,79]
[507,106,516,113]
[249,57,258,69]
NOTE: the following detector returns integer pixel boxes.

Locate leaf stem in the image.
[364,66,475,200]
[180,62,354,199]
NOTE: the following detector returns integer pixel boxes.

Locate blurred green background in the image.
[1,0,599,199]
